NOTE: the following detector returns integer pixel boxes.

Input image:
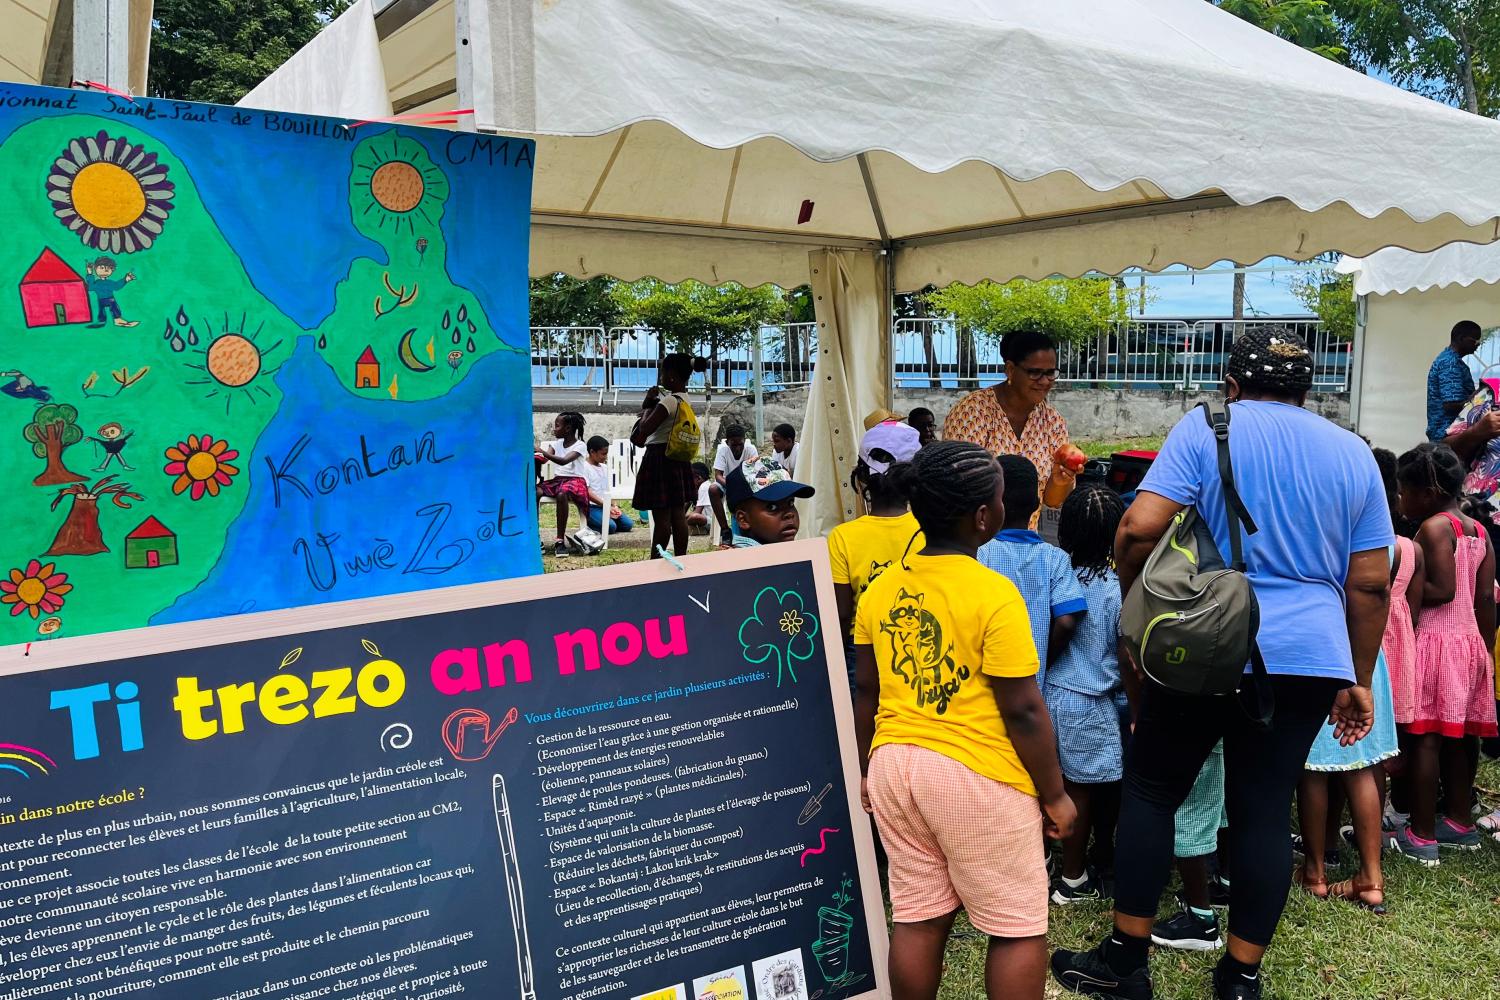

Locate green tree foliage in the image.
[1291,268,1356,340]
[923,277,1132,347]
[150,0,351,103]
[1326,1,1500,115]
[1214,0,1349,60]
[610,279,786,364]
[529,275,624,329]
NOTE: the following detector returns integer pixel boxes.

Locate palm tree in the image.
[45,476,143,557]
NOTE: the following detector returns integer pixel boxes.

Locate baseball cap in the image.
[859,421,921,474]
[724,459,816,509]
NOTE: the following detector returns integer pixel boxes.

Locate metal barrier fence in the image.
[530,324,820,394]
[892,317,1346,392]
[533,318,1347,395]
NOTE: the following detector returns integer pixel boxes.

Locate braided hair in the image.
[1225,326,1314,398]
[556,411,585,438]
[1057,484,1125,581]
[852,458,910,510]
[892,441,1001,544]
[1396,442,1466,501]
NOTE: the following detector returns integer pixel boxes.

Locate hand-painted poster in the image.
[0,83,539,646]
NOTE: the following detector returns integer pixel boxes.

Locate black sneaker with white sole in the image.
[1050,943,1154,999]
[1151,903,1223,951]
[1212,963,1263,1000]
[1051,869,1105,905]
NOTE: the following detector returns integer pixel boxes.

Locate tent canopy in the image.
[244,0,1500,292]
[1339,241,1500,297]
[244,0,1500,534]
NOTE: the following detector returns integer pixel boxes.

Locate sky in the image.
[1128,260,1313,319]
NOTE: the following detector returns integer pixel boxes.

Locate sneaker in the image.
[1436,818,1482,850]
[1476,807,1500,832]
[1212,964,1263,1000]
[1290,833,1340,870]
[1050,942,1154,999]
[552,538,567,557]
[1388,826,1440,867]
[1382,802,1410,833]
[1208,874,1232,907]
[1051,869,1104,905]
[1151,903,1223,951]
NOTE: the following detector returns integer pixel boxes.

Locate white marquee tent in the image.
[244,0,1500,533]
[1341,242,1500,452]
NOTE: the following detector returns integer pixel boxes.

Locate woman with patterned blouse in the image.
[945,330,1075,513]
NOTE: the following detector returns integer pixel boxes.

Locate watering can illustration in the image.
[442,706,518,761]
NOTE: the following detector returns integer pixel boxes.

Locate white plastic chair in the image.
[609,439,641,501]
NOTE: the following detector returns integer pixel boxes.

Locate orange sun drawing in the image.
[164,434,240,500]
[1,560,71,619]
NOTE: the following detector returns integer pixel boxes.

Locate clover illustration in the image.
[738,586,820,686]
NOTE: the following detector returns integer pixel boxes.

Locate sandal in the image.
[1328,876,1386,915]
[1294,861,1328,899]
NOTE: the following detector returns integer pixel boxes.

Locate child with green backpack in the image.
[630,353,708,558]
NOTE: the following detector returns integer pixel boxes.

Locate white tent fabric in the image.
[1338,242,1500,297]
[242,0,1500,530]
[801,249,891,538]
[240,0,1500,291]
[239,0,391,122]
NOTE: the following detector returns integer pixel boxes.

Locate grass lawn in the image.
[933,761,1500,1000]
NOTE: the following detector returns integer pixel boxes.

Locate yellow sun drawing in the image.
[47,131,175,253]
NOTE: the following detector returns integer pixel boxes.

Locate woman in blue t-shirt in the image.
[1051,329,1394,1000]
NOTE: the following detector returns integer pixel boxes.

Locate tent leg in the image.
[73,0,131,91]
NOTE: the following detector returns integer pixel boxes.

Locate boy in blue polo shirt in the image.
[978,455,1086,686]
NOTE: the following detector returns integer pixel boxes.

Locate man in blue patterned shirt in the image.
[1427,320,1482,441]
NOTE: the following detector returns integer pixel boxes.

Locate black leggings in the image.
[1114,675,1344,947]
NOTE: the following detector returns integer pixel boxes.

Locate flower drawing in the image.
[164,434,239,499]
[47,131,175,253]
[738,586,819,687]
[1,560,71,619]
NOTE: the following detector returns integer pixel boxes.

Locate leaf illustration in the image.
[279,647,303,671]
[125,366,149,387]
[81,373,97,391]
[361,639,381,658]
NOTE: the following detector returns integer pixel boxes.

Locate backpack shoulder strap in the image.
[1199,401,1258,571]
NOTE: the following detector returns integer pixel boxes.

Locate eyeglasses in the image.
[1018,366,1059,382]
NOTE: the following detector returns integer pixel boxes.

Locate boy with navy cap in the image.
[723,460,816,547]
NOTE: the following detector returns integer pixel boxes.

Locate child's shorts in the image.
[1044,685,1123,784]
[867,743,1046,938]
[1173,741,1225,858]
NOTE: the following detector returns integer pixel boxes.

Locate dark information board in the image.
[0,541,886,1000]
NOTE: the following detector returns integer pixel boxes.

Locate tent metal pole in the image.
[73,0,130,91]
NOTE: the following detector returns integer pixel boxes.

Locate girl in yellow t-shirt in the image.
[854,440,1075,1000]
[829,422,924,692]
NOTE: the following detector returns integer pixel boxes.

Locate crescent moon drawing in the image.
[398,328,435,372]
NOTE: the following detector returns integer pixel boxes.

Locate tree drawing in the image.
[45,475,143,557]
[24,403,87,486]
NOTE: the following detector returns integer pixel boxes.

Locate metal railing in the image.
[892,317,1347,392]
[533,317,1347,395]
[530,323,820,394]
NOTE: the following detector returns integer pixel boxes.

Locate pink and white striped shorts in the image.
[867,743,1047,938]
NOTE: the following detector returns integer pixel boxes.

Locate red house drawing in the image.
[19,249,91,328]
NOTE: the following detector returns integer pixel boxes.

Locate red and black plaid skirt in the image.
[632,444,696,512]
[538,474,588,506]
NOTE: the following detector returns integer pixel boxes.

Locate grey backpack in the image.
[1119,401,1271,720]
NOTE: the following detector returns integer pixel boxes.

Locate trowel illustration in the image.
[442,706,518,761]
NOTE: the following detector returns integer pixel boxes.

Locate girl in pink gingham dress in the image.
[1385,535,1421,726]
[1393,444,1497,861]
